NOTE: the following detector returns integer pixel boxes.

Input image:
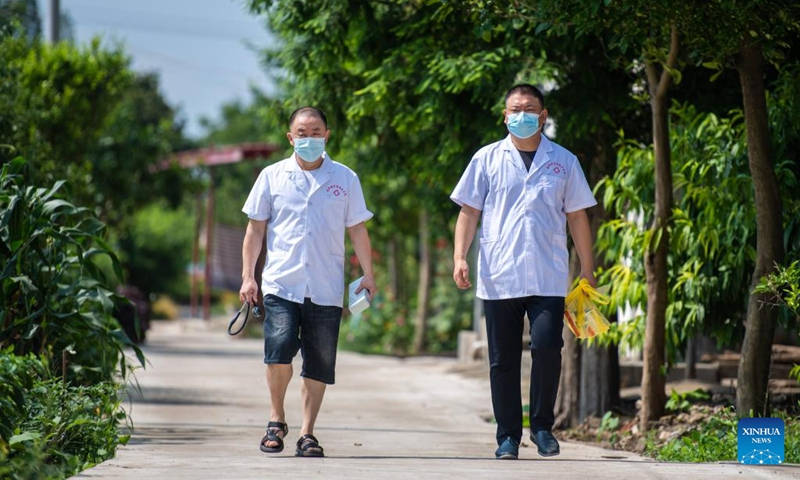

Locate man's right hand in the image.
[239,277,259,304]
[453,259,472,289]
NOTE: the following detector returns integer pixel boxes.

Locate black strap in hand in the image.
[228,301,262,335]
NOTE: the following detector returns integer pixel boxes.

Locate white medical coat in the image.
[242,153,373,307]
[450,135,596,299]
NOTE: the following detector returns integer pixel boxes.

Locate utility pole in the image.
[49,0,59,43]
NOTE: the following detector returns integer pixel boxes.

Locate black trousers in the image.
[483,295,565,445]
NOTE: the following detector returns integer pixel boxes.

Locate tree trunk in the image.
[684,337,697,380]
[413,209,432,353]
[640,92,671,430]
[735,40,785,417]
[640,26,678,432]
[580,343,618,419]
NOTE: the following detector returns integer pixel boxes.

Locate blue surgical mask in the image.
[293,137,326,163]
[506,112,541,139]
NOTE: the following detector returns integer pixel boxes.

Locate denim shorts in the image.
[262,294,343,385]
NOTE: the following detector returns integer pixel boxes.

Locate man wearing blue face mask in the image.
[240,106,377,458]
[451,84,597,460]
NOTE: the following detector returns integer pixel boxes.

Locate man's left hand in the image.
[580,270,597,288]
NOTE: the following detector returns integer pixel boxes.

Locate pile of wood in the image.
[704,344,800,394]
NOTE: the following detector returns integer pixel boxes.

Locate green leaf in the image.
[10,275,38,294]
[535,22,550,35]
[76,217,106,235]
[41,179,67,201]
[10,431,41,445]
[42,199,76,215]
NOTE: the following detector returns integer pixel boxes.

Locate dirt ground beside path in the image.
[76,318,800,480]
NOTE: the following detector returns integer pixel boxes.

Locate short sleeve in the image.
[345,173,373,227]
[242,168,272,221]
[450,156,487,211]
[564,159,597,213]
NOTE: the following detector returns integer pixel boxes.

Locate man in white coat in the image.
[451,84,597,460]
[240,106,376,458]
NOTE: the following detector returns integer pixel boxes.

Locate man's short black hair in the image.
[289,106,328,129]
[505,84,545,108]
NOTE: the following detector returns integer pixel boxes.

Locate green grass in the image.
[647,406,800,464]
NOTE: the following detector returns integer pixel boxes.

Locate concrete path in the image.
[77,319,800,480]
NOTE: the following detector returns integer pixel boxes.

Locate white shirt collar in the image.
[501,134,553,153]
[286,151,331,172]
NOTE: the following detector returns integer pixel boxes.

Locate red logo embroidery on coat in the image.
[326,184,348,197]
[545,161,567,175]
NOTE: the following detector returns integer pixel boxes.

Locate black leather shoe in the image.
[530,430,560,457]
[494,437,519,460]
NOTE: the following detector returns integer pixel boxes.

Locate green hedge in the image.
[1,158,142,478]
[0,352,128,480]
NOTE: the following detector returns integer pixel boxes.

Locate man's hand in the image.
[453,259,472,289]
[355,274,377,302]
[579,270,597,288]
[239,277,259,305]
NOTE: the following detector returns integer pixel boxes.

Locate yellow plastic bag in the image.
[564,279,611,339]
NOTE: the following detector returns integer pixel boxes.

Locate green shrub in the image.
[117,201,193,298]
[0,158,141,478]
[754,260,800,318]
[665,388,711,413]
[425,256,473,354]
[0,158,143,385]
[0,351,128,480]
[340,295,415,356]
[596,411,621,444]
[786,406,800,464]
[754,261,800,383]
[648,408,738,462]
[0,35,130,187]
[648,407,800,463]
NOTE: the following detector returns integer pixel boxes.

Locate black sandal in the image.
[295,434,324,457]
[260,421,288,453]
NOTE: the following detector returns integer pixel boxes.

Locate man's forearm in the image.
[454,206,479,261]
[348,222,374,277]
[566,209,594,273]
[242,221,265,281]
